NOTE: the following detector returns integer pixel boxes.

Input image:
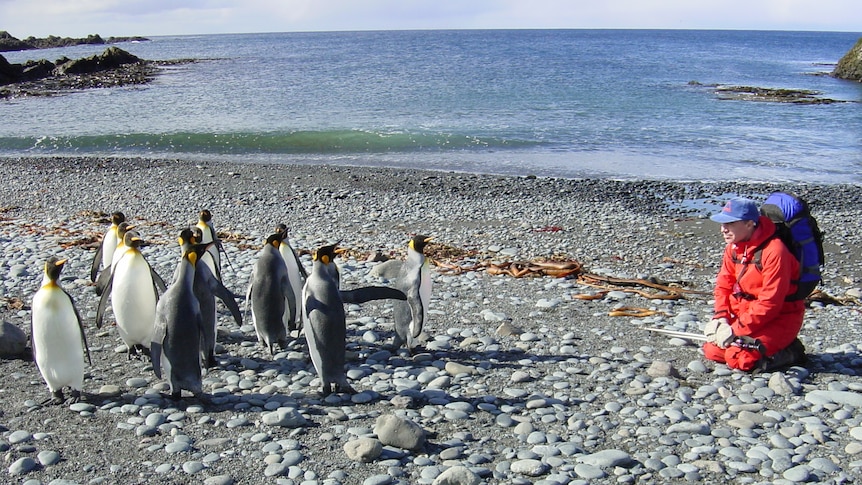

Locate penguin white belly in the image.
[201,251,219,281]
[112,255,157,348]
[279,249,302,313]
[32,291,84,391]
[413,263,432,336]
[197,223,221,273]
[281,246,303,326]
[102,228,118,269]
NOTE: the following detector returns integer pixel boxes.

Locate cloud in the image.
[1,0,860,38]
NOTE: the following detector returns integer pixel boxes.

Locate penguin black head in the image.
[178,228,197,248]
[185,243,211,266]
[274,223,288,235]
[44,257,67,282]
[409,235,434,253]
[116,222,135,240]
[199,209,212,223]
[124,231,144,248]
[111,212,126,225]
[313,243,340,265]
[265,233,282,249]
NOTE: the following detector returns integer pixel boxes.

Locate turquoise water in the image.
[2,29,861,182]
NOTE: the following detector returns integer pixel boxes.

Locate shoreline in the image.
[1,155,861,484]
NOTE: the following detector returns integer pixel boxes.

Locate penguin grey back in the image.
[152,245,205,398]
[247,233,291,355]
[303,243,353,396]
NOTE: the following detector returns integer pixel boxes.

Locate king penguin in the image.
[151,243,207,399]
[275,224,307,333]
[90,211,125,282]
[31,257,92,405]
[96,230,167,358]
[179,228,242,368]
[246,233,293,355]
[196,209,226,281]
[303,243,407,396]
[392,235,433,353]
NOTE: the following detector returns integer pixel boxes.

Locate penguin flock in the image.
[28,209,434,403]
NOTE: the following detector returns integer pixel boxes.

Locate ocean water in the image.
[1,29,861,183]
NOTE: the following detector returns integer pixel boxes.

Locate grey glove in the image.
[704,318,734,348]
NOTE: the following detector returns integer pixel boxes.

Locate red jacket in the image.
[714,216,805,350]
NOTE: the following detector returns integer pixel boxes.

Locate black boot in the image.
[756,338,806,373]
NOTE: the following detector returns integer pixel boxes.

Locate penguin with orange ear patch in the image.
[303,242,407,396]
[31,257,91,405]
[151,243,209,399]
[246,233,293,355]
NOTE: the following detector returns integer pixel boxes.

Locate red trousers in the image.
[703,304,804,371]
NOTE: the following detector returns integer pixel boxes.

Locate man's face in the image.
[720,220,756,245]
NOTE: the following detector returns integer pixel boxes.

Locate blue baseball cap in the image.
[710,197,760,223]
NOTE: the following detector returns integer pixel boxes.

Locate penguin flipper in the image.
[95,274,114,329]
[213,280,243,326]
[150,266,167,293]
[340,286,407,304]
[406,283,425,339]
[90,241,104,282]
[94,266,112,296]
[66,290,92,365]
[291,249,309,279]
[281,276,297,329]
[29,314,37,364]
[150,318,166,379]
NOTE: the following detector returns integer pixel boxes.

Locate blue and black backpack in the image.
[756,192,825,301]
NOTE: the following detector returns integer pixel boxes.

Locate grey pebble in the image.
[37,450,61,466]
[9,457,37,476]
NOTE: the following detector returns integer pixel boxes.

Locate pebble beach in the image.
[1,156,862,485]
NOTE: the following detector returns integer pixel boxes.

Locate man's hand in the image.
[704,318,734,348]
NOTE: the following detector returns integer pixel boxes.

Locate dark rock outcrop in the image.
[0,54,22,84]
[1,47,143,87]
[0,31,32,52]
[0,31,149,52]
[832,38,862,82]
[53,46,142,75]
[0,47,174,98]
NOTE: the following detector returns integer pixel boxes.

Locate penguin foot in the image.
[41,390,65,406]
[127,344,151,360]
[336,383,356,395]
[65,389,82,405]
[320,383,334,397]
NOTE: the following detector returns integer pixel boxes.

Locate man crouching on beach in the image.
[702,197,806,372]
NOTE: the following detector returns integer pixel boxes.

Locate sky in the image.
[1,0,860,38]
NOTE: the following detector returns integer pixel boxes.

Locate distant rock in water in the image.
[0,31,149,52]
[0,47,194,99]
[53,46,143,75]
[832,37,862,82]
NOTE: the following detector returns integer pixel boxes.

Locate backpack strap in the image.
[731,233,775,273]
[730,234,775,301]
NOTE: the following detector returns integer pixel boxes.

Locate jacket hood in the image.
[734,215,777,252]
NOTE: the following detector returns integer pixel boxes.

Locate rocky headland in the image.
[0,31,149,52]
[0,46,193,99]
[833,37,862,82]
